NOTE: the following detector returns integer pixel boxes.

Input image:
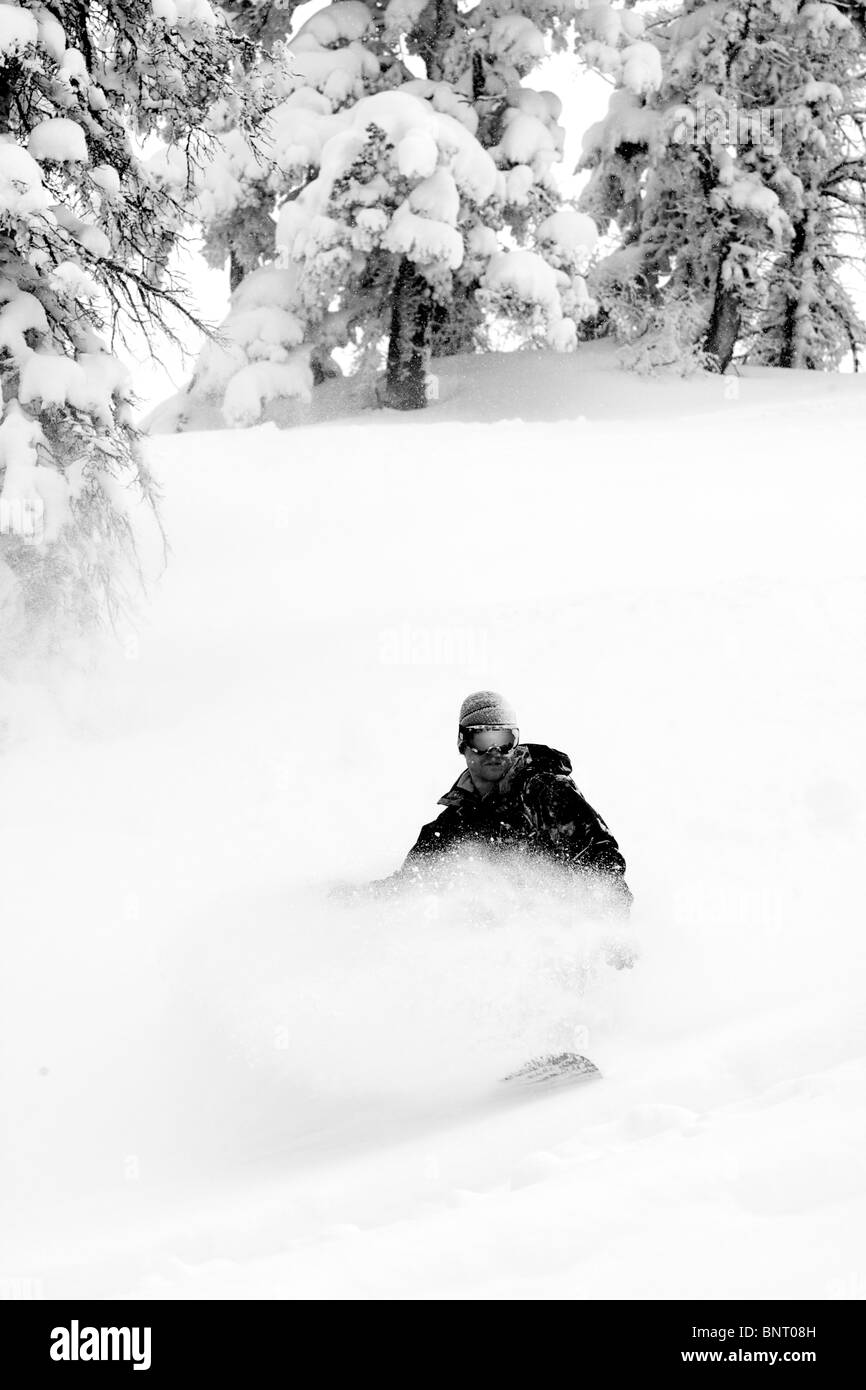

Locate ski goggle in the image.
[460,726,520,755]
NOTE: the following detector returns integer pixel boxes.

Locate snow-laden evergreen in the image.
[166,0,645,422]
[0,0,252,638]
[580,0,866,372]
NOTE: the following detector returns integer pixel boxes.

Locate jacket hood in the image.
[438,742,572,807]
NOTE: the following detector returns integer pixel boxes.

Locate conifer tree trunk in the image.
[229,250,245,292]
[415,0,454,81]
[779,212,814,369]
[384,258,434,410]
[704,257,741,372]
[378,0,458,400]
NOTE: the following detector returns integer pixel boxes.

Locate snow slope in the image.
[2,344,865,1300]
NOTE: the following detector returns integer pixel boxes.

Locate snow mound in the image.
[4,351,865,1300]
[28,118,90,163]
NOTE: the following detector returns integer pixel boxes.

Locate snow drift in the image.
[1,345,864,1299]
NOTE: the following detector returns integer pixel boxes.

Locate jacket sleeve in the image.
[533,774,632,904]
[365,808,460,894]
[400,808,461,871]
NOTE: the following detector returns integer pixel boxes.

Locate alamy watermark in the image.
[670,102,785,154]
[378,622,489,667]
[0,1276,43,1300]
[0,498,44,543]
[50,1321,151,1371]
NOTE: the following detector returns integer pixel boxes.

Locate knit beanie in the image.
[458,690,518,729]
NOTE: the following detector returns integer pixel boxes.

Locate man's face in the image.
[461,726,519,787]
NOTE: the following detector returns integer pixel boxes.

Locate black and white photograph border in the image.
[0,0,864,1333]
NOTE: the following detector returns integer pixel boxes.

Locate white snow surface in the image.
[621,41,663,96]
[0,4,38,56]
[0,142,52,217]
[2,344,865,1299]
[27,117,90,164]
[483,250,563,321]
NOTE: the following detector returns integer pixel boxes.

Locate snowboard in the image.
[501,1051,601,1093]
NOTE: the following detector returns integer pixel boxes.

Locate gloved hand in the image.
[326,880,369,903]
[585,872,633,923]
[327,876,400,903]
[603,935,638,970]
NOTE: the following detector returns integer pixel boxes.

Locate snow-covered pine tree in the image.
[748,2,866,369]
[0,0,250,643]
[579,2,786,373]
[176,0,646,422]
[194,0,301,292]
[580,1,866,373]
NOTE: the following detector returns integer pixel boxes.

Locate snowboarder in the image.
[390,691,633,918]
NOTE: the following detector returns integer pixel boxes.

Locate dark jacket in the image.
[398,743,631,909]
